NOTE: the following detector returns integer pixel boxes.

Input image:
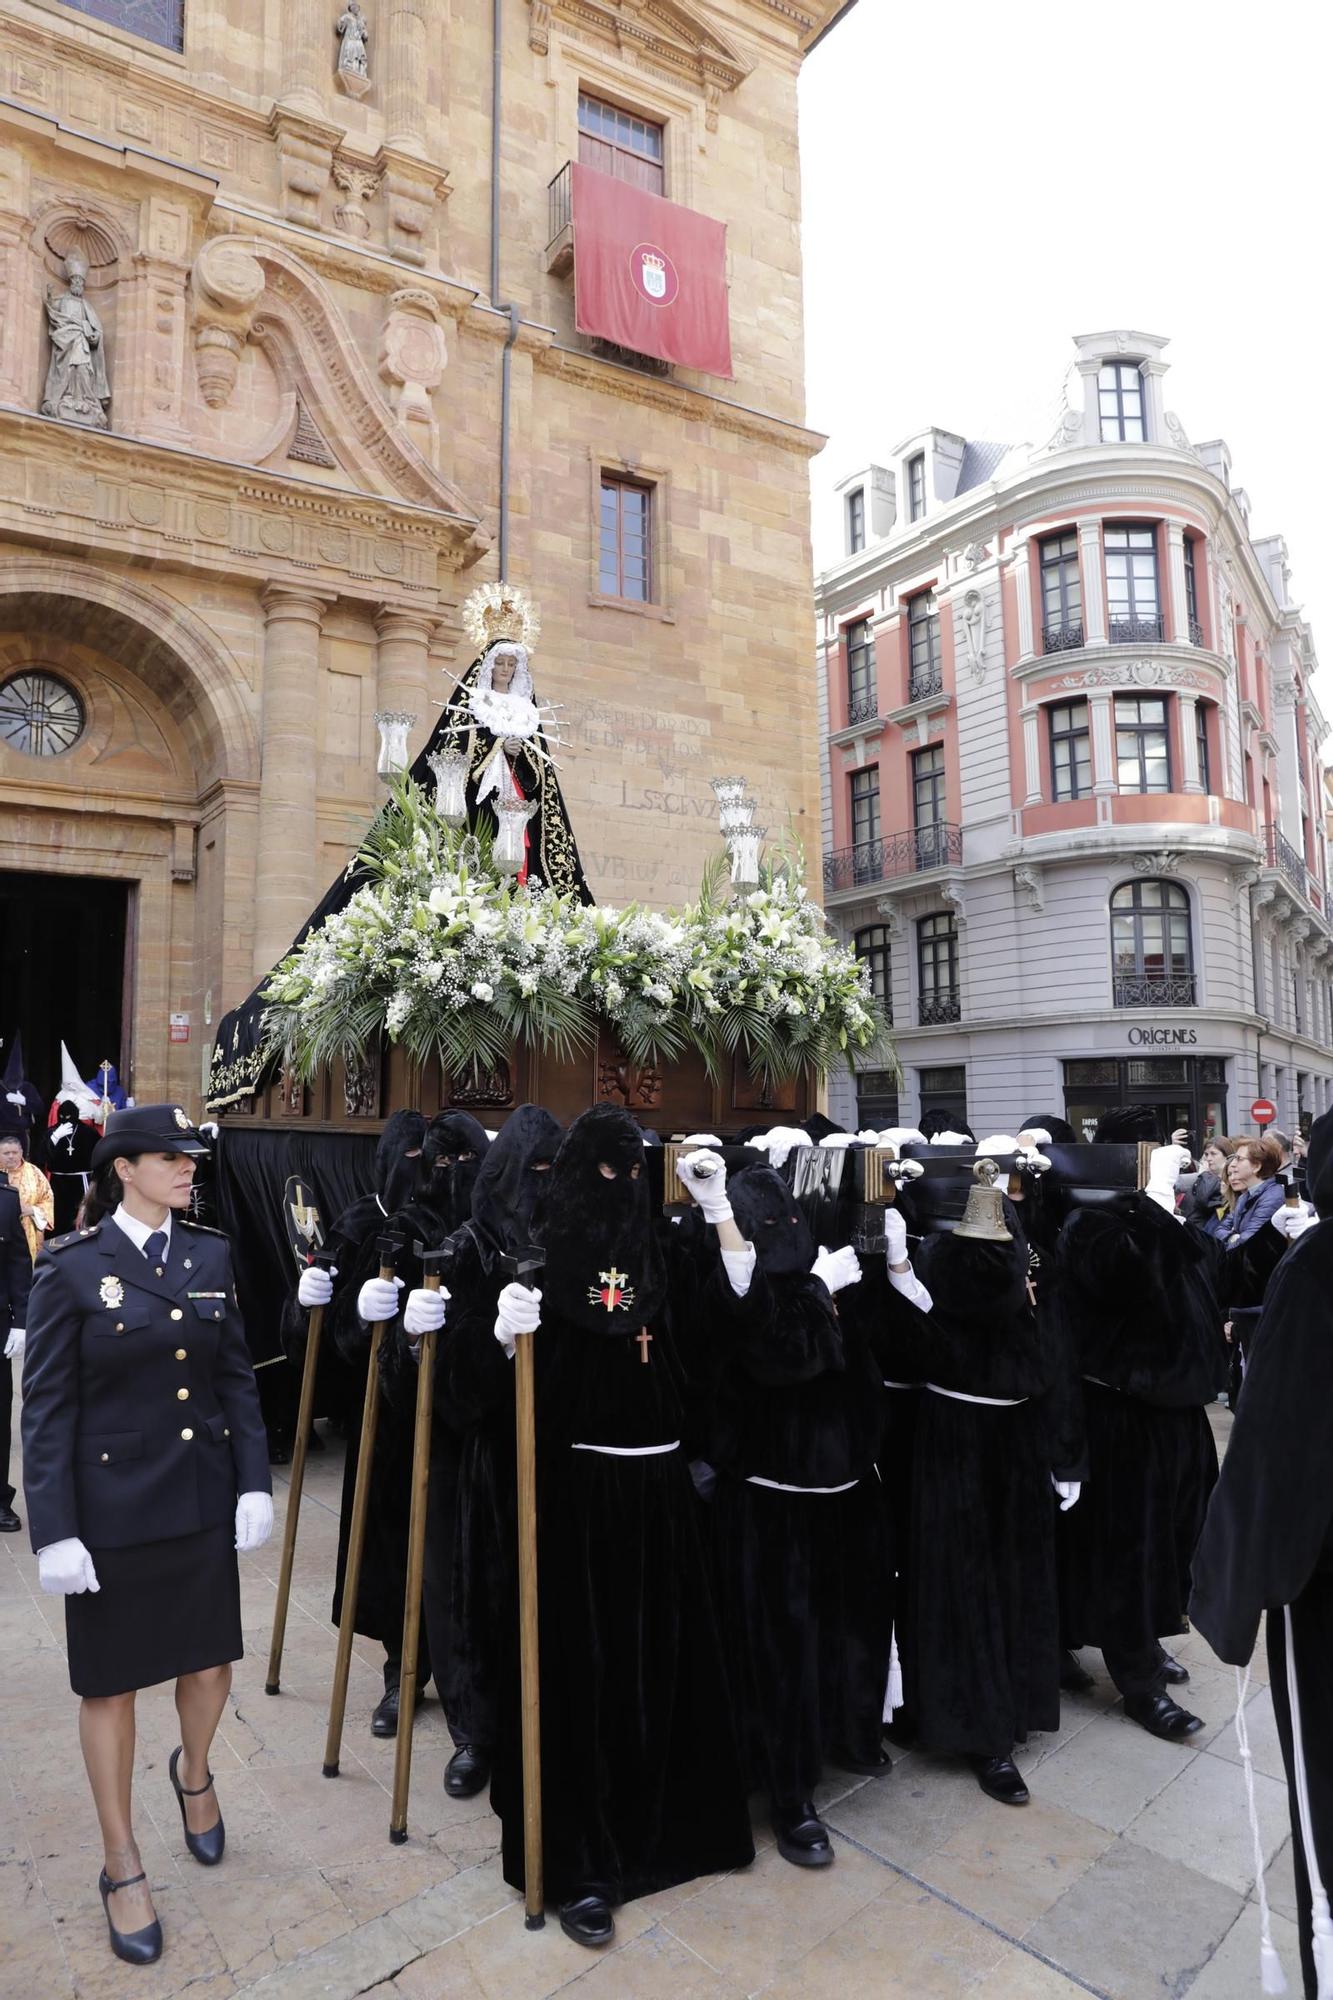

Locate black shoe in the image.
[98,1868,163,1964]
[444,1744,492,1798]
[773,1800,834,1867]
[169,1746,225,1865]
[306,1426,326,1454]
[1160,1653,1190,1686]
[1059,1649,1094,1693]
[559,1894,614,1947]
[968,1755,1030,1806]
[829,1743,892,1777]
[371,1680,424,1736]
[268,1433,291,1466]
[1124,1692,1204,1742]
[0,1503,19,1533]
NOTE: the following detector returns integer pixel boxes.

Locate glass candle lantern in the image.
[426,747,470,825]
[492,793,538,875]
[374,710,415,783]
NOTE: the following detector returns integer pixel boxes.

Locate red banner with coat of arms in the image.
[571,164,732,378]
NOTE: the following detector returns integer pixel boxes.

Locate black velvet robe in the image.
[707,1263,888,1805]
[890,1226,1082,1758]
[1051,1197,1221,1654]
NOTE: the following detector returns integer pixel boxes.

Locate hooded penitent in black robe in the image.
[709,1166,889,1805]
[44,1100,98,1233]
[1051,1194,1220,1687]
[1191,1110,1333,2000]
[891,1214,1083,1758]
[0,1034,45,1144]
[491,1104,753,1908]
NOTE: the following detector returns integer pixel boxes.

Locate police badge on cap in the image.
[91,1103,212,1170]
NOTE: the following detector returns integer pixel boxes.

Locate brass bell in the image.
[955,1158,1013,1242]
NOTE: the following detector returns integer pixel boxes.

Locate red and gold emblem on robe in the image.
[588,1267,635,1313]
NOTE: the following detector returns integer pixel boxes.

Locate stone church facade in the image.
[0,0,842,1109]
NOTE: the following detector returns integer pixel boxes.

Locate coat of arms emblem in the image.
[100,1276,125,1309]
[639,250,667,301]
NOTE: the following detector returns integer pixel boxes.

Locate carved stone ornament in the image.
[873,899,905,939]
[332,156,382,239]
[940,880,966,925]
[336,0,372,97]
[1231,865,1262,903]
[1132,851,1182,877]
[42,255,110,429]
[959,588,986,682]
[1164,411,1200,459]
[964,542,991,571]
[379,289,447,460]
[190,238,265,410]
[1013,863,1044,912]
[1054,659,1208,693]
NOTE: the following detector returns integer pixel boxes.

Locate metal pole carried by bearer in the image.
[390,1239,449,1843]
[267,1176,335,1696]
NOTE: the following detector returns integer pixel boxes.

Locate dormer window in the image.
[907,453,926,522]
[1099,361,1146,443]
[847,487,865,554]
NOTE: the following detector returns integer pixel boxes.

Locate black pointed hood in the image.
[0,1033,43,1139]
[418,1110,490,1232]
[534,1103,668,1333]
[375,1109,428,1214]
[1304,1109,1333,1219]
[728,1165,816,1277]
[471,1104,563,1263]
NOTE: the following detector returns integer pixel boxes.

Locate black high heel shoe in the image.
[169,1746,226,1865]
[98,1868,162,1964]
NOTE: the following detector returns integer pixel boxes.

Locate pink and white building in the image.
[815,329,1329,1141]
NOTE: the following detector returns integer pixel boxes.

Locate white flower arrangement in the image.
[261,779,893,1086]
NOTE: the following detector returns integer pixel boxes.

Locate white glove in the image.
[676,1152,732,1223]
[404,1286,448,1336]
[235,1491,274,1553]
[4,1327,24,1362]
[1271,1203,1318,1240]
[1144,1145,1192,1213]
[1051,1476,1081,1512]
[745,1125,811,1170]
[198,1122,220,1142]
[819,1132,854,1149]
[297,1265,335,1308]
[883,1209,909,1270]
[38,1537,99,1595]
[682,1133,723,1147]
[811,1244,862,1294]
[358,1275,404,1323]
[974,1134,1020,1157]
[931,1131,974,1147]
[877,1128,926,1151]
[494,1282,541,1358]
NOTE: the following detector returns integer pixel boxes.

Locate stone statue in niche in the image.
[42,255,110,429]
[335,0,372,96]
[960,588,986,681]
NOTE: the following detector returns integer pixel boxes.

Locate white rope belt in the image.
[746,1475,859,1494]
[882,1379,918,1391]
[925,1384,1028,1408]
[571,1440,680,1457]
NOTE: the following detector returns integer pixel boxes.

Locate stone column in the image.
[1166,522,1190,645]
[1090,691,1117,796]
[1022,708,1042,804]
[1010,540,1034,662]
[254,587,330,977]
[1179,691,1202,793]
[1078,521,1107,644]
[374,607,432,760]
[384,0,430,152]
[278,0,327,118]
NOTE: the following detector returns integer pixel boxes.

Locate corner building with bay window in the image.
[816,330,1331,1142]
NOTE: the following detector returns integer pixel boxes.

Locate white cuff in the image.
[721,1244,757,1298]
[888,1263,932,1313]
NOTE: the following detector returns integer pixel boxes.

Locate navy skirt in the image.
[65,1523,243,1697]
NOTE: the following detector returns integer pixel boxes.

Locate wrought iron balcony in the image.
[547,161,573,254]
[908,661,944,702]
[1108,615,1164,644]
[1112,974,1198,1009]
[1042,621,1085,654]
[918,990,961,1026]
[846,691,879,726]
[823,823,962,891]
[1265,822,1309,897]
[1189,618,1205,648]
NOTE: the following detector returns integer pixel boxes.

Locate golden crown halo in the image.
[462,581,541,654]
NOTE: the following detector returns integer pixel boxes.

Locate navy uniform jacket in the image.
[21,1216,271,1553]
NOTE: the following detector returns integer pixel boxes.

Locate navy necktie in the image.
[144,1230,168,1273]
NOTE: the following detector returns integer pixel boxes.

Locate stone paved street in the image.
[1,1404,1299,2000]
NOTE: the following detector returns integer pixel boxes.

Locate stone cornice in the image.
[535,341,825,455]
[0,90,219,200]
[532,0,753,93]
[1011,643,1229,696]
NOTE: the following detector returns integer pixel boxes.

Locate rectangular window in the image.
[578,92,666,194]
[1048,700,1092,802]
[1098,360,1146,442]
[1104,524,1162,642]
[907,590,941,699]
[1040,530,1083,651]
[917,912,960,1025]
[57,0,183,48]
[845,618,875,722]
[912,743,947,867]
[1184,536,1202,645]
[907,454,926,522]
[850,767,881,855]
[1115,694,1172,794]
[598,476,653,601]
[847,487,865,554]
[854,924,892,1019]
[1196,702,1212,795]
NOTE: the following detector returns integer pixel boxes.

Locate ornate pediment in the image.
[530,0,753,101]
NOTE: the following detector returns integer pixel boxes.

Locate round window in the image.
[0,672,85,756]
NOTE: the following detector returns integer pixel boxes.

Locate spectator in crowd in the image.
[0,1134,54,1262]
[1201,1138,1284,1250]
[1266,1130,1293,1167]
[1186,1137,1238,1227]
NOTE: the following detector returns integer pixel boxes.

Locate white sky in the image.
[798,0,1332,685]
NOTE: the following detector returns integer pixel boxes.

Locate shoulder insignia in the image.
[48,1225,100,1252]
[177,1219,228,1238]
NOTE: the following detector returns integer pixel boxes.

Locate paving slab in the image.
[1027,1840,1245,2000]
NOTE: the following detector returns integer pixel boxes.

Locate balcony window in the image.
[907,591,942,700]
[1111,879,1195,1007]
[917,912,960,1024]
[599,475,653,601]
[1099,360,1146,443]
[1195,701,1212,796]
[850,766,880,871]
[1040,530,1083,652]
[854,924,893,1020]
[845,618,876,724]
[1115,695,1171,794]
[1104,524,1163,642]
[1049,700,1092,802]
[847,487,865,554]
[1184,535,1204,646]
[907,453,926,522]
[912,743,950,867]
[578,92,665,194]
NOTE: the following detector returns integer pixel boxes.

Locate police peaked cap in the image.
[91,1103,211,1170]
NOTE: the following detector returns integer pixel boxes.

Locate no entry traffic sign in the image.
[1251,1098,1277,1126]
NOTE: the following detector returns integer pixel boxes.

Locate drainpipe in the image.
[491,0,519,582]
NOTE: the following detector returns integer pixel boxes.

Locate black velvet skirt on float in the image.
[65,1523,242,1698]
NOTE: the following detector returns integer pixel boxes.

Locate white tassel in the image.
[1236,1661,1289,1994]
[1285,1606,1333,1999]
[882,1628,903,1722]
[1314,1900,1333,2000]
[1261,1938,1289,1995]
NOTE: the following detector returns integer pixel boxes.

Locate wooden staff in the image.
[503,1244,546,1929]
[266,1246,338,1696]
[390,1240,448,1843]
[323,1233,402,1779]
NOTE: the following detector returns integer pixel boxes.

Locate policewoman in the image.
[21,1105,272,1967]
